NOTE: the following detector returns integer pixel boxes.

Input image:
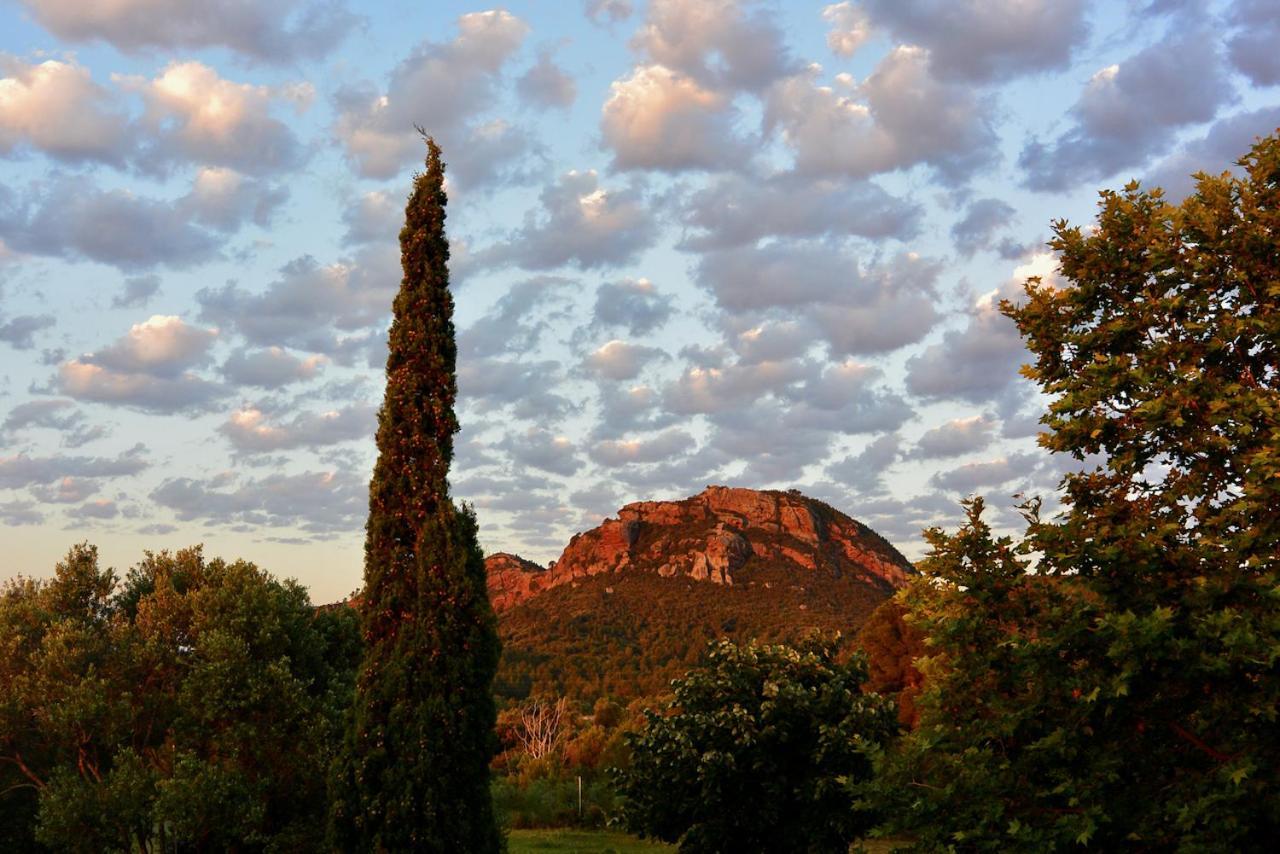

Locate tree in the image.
[881,132,1280,849]
[0,544,359,852]
[856,599,925,728]
[615,638,895,853]
[330,136,502,852]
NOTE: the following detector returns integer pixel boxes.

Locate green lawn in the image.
[507,828,674,853]
[506,829,906,853]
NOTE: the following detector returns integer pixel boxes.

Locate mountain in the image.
[489,486,915,703]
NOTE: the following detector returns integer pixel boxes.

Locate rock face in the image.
[485,485,914,612]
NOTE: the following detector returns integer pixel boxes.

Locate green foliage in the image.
[882,132,1280,850]
[497,569,889,705]
[330,136,502,852]
[615,637,896,854]
[0,544,359,852]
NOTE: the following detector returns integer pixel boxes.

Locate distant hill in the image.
[489,486,915,703]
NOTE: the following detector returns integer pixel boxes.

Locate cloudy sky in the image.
[2,0,1277,601]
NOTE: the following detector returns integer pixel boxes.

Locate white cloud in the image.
[478,170,657,270]
[87,315,217,377]
[1020,29,1235,191]
[582,339,666,380]
[590,428,694,466]
[518,49,576,109]
[822,3,872,58]
[602,64,748,172]
[766,48,996,184]
[15,0,355,62]
[118,61,303,176]
[910,415,996,459]
[332,10,530,182]
[633,0,792,92]
[859,0,1089,82]
[219,404,373,453]
[0,56,131,165]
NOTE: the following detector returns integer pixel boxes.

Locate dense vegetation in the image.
[615,637,895,853]
[330,136,502,851]
[0,545,360,852]
[496,567,890,704]
[878,133,1280,849]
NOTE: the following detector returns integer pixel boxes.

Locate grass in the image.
[507,828,674,853]
[506,829,908,853]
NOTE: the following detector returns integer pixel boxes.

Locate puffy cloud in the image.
[112,275,160,309]
[69,499,118,520]
[633,0,793,92]
[332,10,530,182]
[766,49,997,185]
[592,278,674,336]
[86,315,217,377]
[664,357,808,415]
[341,190,400,245]
[910,415,996,459]
[29,476,98,503]
[180,168,288,231]
[221,347,324,388]
[1,399,106,447]
[860,0,1089,82]
[951,198,1017,257]
[585,0,633,24]
[696,245,941,355]
[458,356,574,420]
[219,404,373,453]
[1019,30,1235,192]
[15,0,355,63]
[0,56,131,165]
[58,360,224,413]
[150,468,365,534]
[197,246,399,350]
[590,427,695,466]
[582,339,667,381]
[479,170,657,270]
[679,173,920,249]
[906,252,1059,405]
[825,432,902,495]
[498,427,581,476]
[591,383,676,437]
[0,443,147,488]
[930,451,1039,493]
[780,360,914,435]
[117,61,304,176]
[0,177,223,269]
[1,499,43,525]
[56,316,222,413]
[460,276,574,359]
[1228,0,1280,86]
[517,49,576,109]
[822,3,872,58]
[602,64,749,172]
[0,312,54,348]
[1145,105,1280,201]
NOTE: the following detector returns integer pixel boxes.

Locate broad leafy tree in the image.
[330,136,502,852]
[616,638,895,853]
[882,132,1280,849]
[0,544,359,852]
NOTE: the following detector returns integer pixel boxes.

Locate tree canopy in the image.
[0,544,359,852]
[880,131,1280,850]
[615,637,895,853]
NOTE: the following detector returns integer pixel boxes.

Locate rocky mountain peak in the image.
[485,486,914,612]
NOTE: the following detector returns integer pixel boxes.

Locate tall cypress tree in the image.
[330,136,502,852]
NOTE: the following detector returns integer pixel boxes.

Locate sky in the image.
[1,0,1277,603]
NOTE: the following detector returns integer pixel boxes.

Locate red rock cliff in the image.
[485,486,914,612]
